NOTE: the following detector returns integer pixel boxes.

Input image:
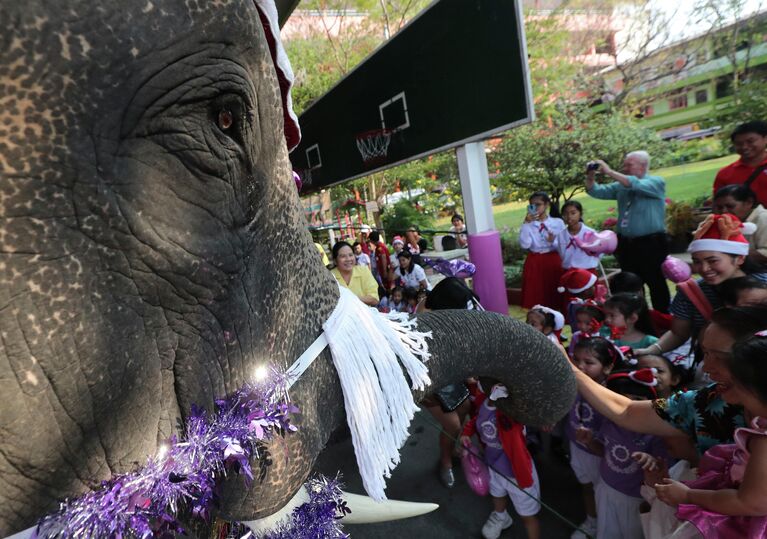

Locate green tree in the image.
[692,1,767,133]
[493,104,673,211]
[380,199,435,237]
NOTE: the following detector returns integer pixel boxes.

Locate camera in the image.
[587,161,600,172]
[527,204,538,215]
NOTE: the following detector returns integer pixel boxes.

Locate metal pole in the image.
[456,141,509,315]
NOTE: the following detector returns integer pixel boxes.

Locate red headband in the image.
[608,368,658,398]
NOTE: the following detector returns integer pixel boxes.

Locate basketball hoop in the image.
[355,128,392,166]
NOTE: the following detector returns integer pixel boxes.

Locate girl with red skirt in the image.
[519,192,565,309]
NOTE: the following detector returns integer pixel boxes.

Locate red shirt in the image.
[713,156,767,206]
[649,309,672,335]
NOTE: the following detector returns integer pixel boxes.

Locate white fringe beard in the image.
[322,286,432,501]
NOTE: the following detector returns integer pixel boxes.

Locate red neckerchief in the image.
[566,237,578,249]
[609,325,627,341]
[586,319,603,336]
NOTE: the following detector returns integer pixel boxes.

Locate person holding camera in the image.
[585,151,671,313]
[519,191,565,309]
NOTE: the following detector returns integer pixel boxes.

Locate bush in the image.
[500,229,526,265]
[504,264,524,288]
[381,199,435,237]
[667,138,729,165]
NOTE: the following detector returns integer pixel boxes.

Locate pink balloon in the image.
[461,443,490,496]
[662,256,692,283]
[575,229,618,256]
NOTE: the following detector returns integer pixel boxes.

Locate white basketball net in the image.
[356,129,392,163]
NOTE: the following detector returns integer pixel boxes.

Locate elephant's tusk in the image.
[340,491,439,524]
[241,487,438,532]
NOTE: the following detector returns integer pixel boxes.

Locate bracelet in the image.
[650,342,663,354]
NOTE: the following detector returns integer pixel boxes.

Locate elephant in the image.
[0,0,575,535]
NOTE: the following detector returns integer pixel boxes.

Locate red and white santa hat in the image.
[688,213,756,256]
[532,304,565,331]
[557,268,597,294]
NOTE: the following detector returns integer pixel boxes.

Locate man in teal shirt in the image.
[586,151,671,312]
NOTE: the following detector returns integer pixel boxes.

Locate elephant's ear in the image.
[254,0,301,151]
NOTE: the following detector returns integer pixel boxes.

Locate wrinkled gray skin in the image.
[0,1,575,535]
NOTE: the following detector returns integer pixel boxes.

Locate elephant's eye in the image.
[217,109,234,131]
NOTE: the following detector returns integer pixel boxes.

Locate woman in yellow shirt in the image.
[330,241,380,306]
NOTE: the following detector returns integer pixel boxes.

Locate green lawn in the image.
[439,154,736,231]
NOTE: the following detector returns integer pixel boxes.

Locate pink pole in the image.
[467,230,509,315]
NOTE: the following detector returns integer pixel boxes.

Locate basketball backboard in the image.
[290,0,534,194]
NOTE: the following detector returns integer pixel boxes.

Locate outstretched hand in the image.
[654,478,690,507]
[633,452,669,487]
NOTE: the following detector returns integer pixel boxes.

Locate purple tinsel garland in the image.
[34,369,347,538]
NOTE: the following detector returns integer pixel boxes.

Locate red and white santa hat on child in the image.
[688,213,756,256]
[557,268,597,294]
[532,305,565,331]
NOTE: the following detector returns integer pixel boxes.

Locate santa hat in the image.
[557,269,597,294]
[688,213,756,256]
[392,236,404,246]
[531,305,565,331]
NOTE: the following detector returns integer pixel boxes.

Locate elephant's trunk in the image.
[221,308,574,524]
[413,310,575,427]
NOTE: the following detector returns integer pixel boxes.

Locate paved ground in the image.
[314,410,586,538]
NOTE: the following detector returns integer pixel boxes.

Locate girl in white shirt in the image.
[519,192,565,309]
[395,250,431,290]
[557,200,601,271]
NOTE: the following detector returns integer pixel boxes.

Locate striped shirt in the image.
[671,274,767,335]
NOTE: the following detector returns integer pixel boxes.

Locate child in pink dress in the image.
[653,332,767,538]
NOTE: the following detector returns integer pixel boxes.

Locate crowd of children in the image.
[322,122,767,538]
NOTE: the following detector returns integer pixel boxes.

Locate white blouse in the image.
[395,263,431,290]
[519,216,565,253]
[556,223,601,269]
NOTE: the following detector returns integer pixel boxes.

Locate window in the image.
[716,77,734,98]
[635,105,654,118]
[595,32,616,55]
[668,93,688,110]
[695,89,708,104]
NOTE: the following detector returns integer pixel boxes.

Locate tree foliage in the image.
[380,198,435,237]
[492,104,673,210]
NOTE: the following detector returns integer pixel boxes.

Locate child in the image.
[519,192,565,309]
[389,236,404,275]
[567,337,620,539]
[556,201,600,271]
[579,368,669,539]
[416,289,429,310]
[636,354,684,399]
[651,332,767,538]
[569,304,606,356]
[603,292,658,350]
[719,275,767,306]
[526,305,565,346]
[609,271,672,335]
[404,287,419,314]
[461,381,541,539]
[379,286,407,313]
[353,241,371,268]
[558,268,601,331]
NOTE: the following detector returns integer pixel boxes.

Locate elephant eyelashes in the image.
[217,109,234,131]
